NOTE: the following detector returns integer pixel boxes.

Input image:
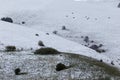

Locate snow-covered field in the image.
[0,0,120,78]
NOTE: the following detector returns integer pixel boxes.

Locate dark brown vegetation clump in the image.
[34,47,59,55]
[5,46,16,52]
[56,63,67,71]
[1,17,13,23]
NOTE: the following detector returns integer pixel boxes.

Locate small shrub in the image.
[35,34,39,36]
[38,40,45,46]
[100,59,103,62]
[84,36,89,43]
[5,46,16,52]
[118,3,120,8]
[98,76,111,80]
[73,17,75,19]
[46,33,49,35]
[111,61,114,65]
[14,68,21,75]
[96,49,106,53]
[34,47,59,55]
[90,40,94,43]
[53,31,58,34]
[56,63,67,71]
[22,21,25,24]
[99,44,103,47]
[1,17,13,23]
[89,45,99,50]
[62,26,66,30]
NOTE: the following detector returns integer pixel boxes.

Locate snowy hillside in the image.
[0,21,110,62]
[0,0,120,78]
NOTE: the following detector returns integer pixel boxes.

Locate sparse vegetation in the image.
[53,30,58,34]
[14,68,21,75]
[5,46,16,52]
[38,40,45,46]
[1,17,13,23]
[118,3,120,8]
[62,26,66,30]
[22,21,25,24]
[34,47,60,55]
[56,63,67,71]
[35,34,39,36]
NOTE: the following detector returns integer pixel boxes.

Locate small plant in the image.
[53,31,58,34]
[118,3,120,8]
[56,63,67,71]
[89,45,99,50]
[100,59,103,62]
[34,47,59,55]
[14,68,27,75]
[5,46,16,52]
[22,21,25,24]
[111,61,114,65]
[38,40,45,46]
[1,17,13,23]
[62,26,66,30]
[90,45,106,53]
[84,36,89,43]
[14,68,21,75]
[46,33,49,35]
[35,34,39,36]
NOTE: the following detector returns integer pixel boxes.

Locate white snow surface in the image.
[0,0,120,69]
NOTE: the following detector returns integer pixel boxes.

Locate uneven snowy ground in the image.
[2,0,119,68]
[0,0,120,79]
[0,51,120,80]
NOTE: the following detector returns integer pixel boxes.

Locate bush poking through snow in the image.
[53,31,58,34]
[35,34,39,36]
[62,26,67,30]
[56,63,67,71]
[34,47,59,55]
[14,68,21,75]
[46,33,49,35]
[89,45,106,53]
[100,59,103,62]
[89,45,99,50]
[111,61,114,65]
[22,21,25,24]
[5,46,16,52]
[1,17,13,23]
[84,36,89,43]
[38,40,45,46]
[118,3,120,8]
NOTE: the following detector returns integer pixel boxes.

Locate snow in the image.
[0,0,120,69]
[0,21,109,61]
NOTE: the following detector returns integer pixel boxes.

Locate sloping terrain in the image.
[1,0,119,68]
[0,0,120,79]
[0,51,120,80]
